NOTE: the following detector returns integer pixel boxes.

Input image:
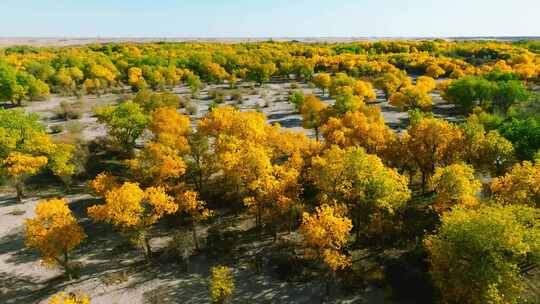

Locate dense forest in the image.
[1,40,539,303]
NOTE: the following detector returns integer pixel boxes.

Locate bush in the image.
[206,226,236,258]
[49,124,64,134]
[164,230,195,268]
[54,100,83,120]
[65,121,85,135]
[231,90,243,103]
[209,89,226,103]
[208,101,219,112]
[209,265,235,304]
[185,101,198,115]
[289,91,305,110]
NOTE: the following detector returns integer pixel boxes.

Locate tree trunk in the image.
[143,232,152,260]
[191,223,199,251]
[421,171,427,194]
[15,182,23,203]
[323,272,335,302]
[63,250,72,280]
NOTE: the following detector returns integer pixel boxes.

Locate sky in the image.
[1,0,539,38]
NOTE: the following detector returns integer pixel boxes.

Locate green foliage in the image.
[186,74,203,97]
[0,108,48,157]
[95,102,148,153]
[407,109,433,127]
[425,204,540,304]
[333,92,364,115]
[133,89,181,113]
[498,118,540,161]
[444,76,529,114]
[288,91,305,111]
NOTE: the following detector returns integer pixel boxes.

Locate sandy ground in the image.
[23,80,459,144]
[1,80,458,303]
[0,191,398,304]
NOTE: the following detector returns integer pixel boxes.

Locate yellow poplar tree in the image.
[2,152,48,202]
[321,107,394,156]
[300,204,352,296]
[491,160,540,208]
[312,73,332,95]
[300,94,328,141]
[403,117,464,192]
[87,182,178,258]
[25,198,86,278]
[429,163,481,213]
[177,190,213,250]
[310,146,411,239]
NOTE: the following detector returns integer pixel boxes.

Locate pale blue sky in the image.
[1,0,539,37]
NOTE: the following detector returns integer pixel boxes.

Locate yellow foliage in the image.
[491,160,540,208]
[352,80,376,101]
[127,142,187,186]
[311,146,411,215]
[87,182,178,229]
[389,85,432,111]
[416,76,436,93]
[312,73,332,94]
[2,152,48,177]
[49,292,90,304]
[300,204,352,271]
[321,107,394,155]
[209,265,235,303]
[25,198,86,267]
[198,106,269,144]
[429,163,481,212]
[150,107,191,152]
[299,95,328,139]
[425,64,445,78]
[48,143,76,181]
[177,190,213,222]
[403,117,464,184]
[88,172,119,197]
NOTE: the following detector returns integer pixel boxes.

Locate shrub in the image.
[209,89,226,103]
[231,90,243,103]
[208,101,218,112]
[55,100,83,120]
[209,265,235,304]
[65,121,85,135]
[165,230,195,265]
[50,124,64,134]
[289,91,305,110]
[185,101,198,115]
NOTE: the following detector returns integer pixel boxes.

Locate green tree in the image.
[425,204,540,304]
[0,64,26,106]
[247,63,276,85]
[289,91,305,111]
[185,74,203,97]
[499,118,540,161]
[95,102,148,155]
[132,89,181,113]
